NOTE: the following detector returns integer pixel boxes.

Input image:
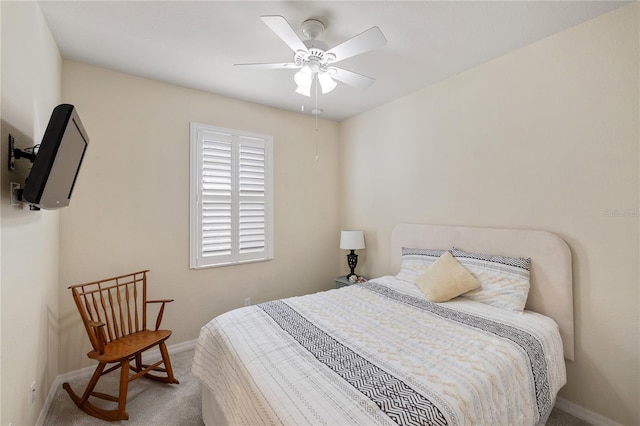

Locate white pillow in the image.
[395,247,448,284]
[416,251,481,302]
[451,247,531,312]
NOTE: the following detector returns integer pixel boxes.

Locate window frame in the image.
[189,122,274,269]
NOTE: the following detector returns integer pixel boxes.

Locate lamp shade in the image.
[294,65,313,88]
[340,230,365,250]
[318,71,337,94]
[295,85,311,97]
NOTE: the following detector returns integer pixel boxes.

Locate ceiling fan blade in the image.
[331,68,376,90]
[326,27,387,62]
[234,62,299,70]
[260,15,308,54]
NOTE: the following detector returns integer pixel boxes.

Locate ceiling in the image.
[38,1,628,122]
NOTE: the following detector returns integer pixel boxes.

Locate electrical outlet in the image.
[30,381,36,405]
[244,297,251,307]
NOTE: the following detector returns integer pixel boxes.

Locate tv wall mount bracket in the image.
[7,134,38,172]
[7,134,41,210]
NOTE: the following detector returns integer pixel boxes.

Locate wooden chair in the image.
[63,270,179,421]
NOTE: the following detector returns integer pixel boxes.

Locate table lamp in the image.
[340,230,365,280]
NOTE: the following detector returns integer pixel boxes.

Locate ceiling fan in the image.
[235,16,387,97]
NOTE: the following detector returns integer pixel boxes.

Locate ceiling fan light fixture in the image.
[294,65,313,87]
[318,71,337,94]
[296,85,311,97]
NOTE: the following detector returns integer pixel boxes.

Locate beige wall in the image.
[58,61,341,373]
[339,4,639,425]
[0,2,62,424]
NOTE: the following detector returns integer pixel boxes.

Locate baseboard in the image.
[555,397,622,426]
[35,339,197,426]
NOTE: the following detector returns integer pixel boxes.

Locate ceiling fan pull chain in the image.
[315,78,319,163]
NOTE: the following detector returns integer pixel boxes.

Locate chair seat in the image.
[88,330,172,363]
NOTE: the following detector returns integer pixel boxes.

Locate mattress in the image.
[192,276,566,425]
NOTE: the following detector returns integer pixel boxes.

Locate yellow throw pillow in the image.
[416,251,481,302]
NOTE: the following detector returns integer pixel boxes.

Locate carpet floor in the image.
[43,348,591,425]
[43,349,202,426]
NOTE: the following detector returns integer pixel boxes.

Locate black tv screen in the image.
[22,104,89,209]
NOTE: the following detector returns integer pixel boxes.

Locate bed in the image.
[192,224,573,425]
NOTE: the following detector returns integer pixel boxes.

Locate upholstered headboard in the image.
[391,224,574,360]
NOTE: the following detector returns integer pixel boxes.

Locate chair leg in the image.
[135,352,142,372]
[117,358,130,420]
[141,341,180,384]
[63,361,106,408]
[159,341,179,384]
[63,361,130,421]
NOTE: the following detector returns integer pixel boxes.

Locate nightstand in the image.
[335,275,367,289]
[335,275,353,289]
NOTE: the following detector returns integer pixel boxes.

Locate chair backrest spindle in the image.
[124,282,132,335]
[142,272,147,331]
[90,290,101,324]
[108,287,121,340]
[133,279,139,332]
[115,279,126,337]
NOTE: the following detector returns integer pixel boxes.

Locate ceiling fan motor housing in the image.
[301,19,324,39]
[294,45,335,67]
[296,19,336,67]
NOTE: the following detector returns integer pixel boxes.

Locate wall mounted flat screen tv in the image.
[22,104,89,209]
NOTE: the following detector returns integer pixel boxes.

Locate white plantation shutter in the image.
[238,140,266,256]
[201,134,233,260]
[190,124,273,268]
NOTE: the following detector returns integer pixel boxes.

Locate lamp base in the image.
[346,250,358,280]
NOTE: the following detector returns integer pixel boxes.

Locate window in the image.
[190,123,273,269]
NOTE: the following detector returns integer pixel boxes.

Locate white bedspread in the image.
[192,276,566,425]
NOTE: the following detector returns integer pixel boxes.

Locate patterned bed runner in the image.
[260,300,448,426]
